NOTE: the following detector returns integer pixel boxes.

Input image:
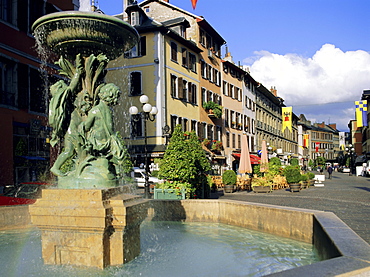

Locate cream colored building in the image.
[107,3,202,166]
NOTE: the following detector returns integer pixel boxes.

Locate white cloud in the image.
[244,44,370,130]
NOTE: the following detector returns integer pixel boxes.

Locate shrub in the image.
[290,158,299,166]
[300,174,308,182]
[269,157,281,166]
[222,170,237,186]
[283,165,301,184]
[159,125,211,198]
[307,172,315,179]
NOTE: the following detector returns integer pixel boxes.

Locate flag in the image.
[191,0,198,9]
[303,134,309,148]
[282,107,292,132]
[315,142,320,152]
[355,100,367,127]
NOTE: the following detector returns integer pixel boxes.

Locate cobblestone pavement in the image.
[219,171,370,244]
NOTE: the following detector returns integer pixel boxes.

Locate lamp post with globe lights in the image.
[129,95,158,198]
[345,144,355,176]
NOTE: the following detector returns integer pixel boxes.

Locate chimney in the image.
[329,123,337,129]
[270,86,277,96]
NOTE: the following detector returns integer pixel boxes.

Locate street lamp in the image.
[267,142,272,159]
[129,95,158,198]
[345,144,355,176]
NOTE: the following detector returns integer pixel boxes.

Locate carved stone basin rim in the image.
[32,11,140,59]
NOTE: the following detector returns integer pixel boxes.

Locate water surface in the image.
[0,221,319,276]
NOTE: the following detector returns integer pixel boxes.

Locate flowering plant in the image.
[211,140,223,151]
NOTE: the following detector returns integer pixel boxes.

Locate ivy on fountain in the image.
[49,53,131,188]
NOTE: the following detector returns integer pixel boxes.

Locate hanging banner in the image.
[191,0,198,9]
[315,142,320,152]
[355,100,367,127]
[303,134,309,148]
[282,107,292,132]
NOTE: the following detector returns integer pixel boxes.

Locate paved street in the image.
[219,171,370,244]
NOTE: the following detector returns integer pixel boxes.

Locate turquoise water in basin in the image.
[0,221,319,276]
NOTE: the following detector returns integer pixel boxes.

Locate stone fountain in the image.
[25,5,370,275]
[29,9,149,269]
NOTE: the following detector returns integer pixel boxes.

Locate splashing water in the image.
[79,0,92,12]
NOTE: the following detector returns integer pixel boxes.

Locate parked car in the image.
[0,182,54,206]
[131,167,163,188]
[341,167,351,173]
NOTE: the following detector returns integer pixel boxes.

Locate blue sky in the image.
[96,0,370,131]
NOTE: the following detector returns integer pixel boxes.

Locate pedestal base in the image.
[29,187,148,268]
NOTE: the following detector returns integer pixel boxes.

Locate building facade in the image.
[0,0,76,188]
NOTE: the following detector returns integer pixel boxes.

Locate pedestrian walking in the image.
[327,165,333,179]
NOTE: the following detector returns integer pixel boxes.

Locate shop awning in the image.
[232,153,261,164]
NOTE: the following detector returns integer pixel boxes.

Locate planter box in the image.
[252,185,272,193]
[289,183,301,192]
[153,189,186,200]
[314,175,325,183]
[224,185,235,193]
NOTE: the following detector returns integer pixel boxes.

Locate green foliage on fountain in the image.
[32,11,138,188]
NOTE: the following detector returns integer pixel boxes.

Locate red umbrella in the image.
[239,135,252,174]
[260,140,269,172]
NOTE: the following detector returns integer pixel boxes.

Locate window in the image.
[179,25,186,38]
[170,115,178,134]
[232,133,236,148]
[189,53,196,72]
[224,108,229,127]
[29,67,46,113]
[131,114,143,137]
[200,29,206,46]
[207,64,212,81]
[226,132,230,148]
[201,87,206,105]
[178,77,186,100]
[188,82,197,104]
[130,71,142,96]
[131,11,139,26]
[191,120,197,132]
[0,56,17,107]
[0,0,17,25]
[124,36,146,58]
[170,74,177,98]
[223,81,228,96]
[200,60,207,79]
[29,0,44,33]
[182,48,188,67]
[144,6,150,12]
[171,42,178,62]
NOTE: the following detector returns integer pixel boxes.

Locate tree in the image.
[159,125,211,198]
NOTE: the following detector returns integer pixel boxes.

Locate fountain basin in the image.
[2,197,370,275]
[32,11,140,59]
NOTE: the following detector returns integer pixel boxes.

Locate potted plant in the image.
[283,165,302,192]
[251,177,272,193]
[307,171,315,186]
[202,101,223,118]
[211,140,223,152]
[300,173,309,189]
[154,181,192,199]
[222,170,237,193]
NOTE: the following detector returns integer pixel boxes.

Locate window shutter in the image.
[178,77,183,99]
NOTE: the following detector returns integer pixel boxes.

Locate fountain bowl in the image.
[32,11,140,59]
